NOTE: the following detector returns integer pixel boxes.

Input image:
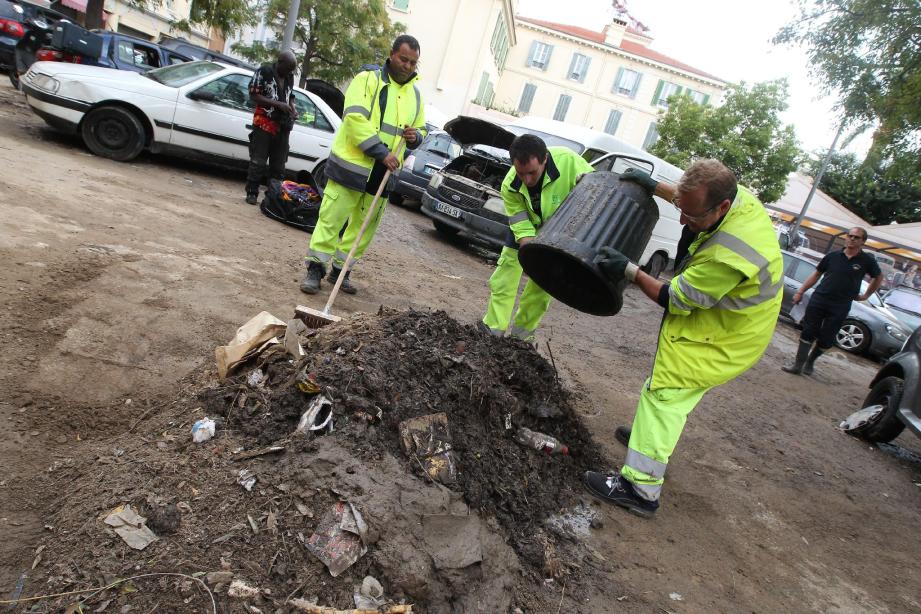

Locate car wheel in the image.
[388,191,404,206]
[433,220,460,237]
[641,252,667,279]
[81,106,146,162]
[858,376,905,443]
[836,319,871,354]
[8,70,20,91]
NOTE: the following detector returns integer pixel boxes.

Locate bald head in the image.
[276,50,297,77]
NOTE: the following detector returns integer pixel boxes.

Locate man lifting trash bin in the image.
[576,160,783,518]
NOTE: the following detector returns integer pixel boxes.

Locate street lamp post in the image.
[788,122,846,246]
[282,0,301,51]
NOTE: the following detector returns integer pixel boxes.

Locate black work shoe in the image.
[245,192,258,205]
[614,425,631,447]
[583,471,659,518]
[781,362,804,375]
[327,266,357,295]
[299,261,325,294]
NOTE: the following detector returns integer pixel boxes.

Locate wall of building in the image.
[104,0,209,46]
[494,22,725,149]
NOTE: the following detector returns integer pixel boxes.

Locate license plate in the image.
[423,166,435,175]
[434,202,462,218]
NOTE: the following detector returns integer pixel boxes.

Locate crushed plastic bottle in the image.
[514,427,569,455]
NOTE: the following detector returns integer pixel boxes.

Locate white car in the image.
[20,60,340,183]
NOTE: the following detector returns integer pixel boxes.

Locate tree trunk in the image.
[85,0,106,30]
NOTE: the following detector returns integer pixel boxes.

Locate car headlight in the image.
[403,154,415,170]
[885,324,906,341]
[428,173,443,189]
[30,73,59,94]
[483,197,506,214]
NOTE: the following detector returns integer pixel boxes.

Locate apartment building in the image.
[495,15,727,149]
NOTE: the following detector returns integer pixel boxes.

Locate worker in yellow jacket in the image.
[301,35,426,295]
[583,159,782,518]
[481,135,593,340]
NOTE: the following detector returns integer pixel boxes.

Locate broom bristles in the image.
[295,304,342,328]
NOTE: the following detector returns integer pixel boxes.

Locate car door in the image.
[170,72,254,161]
[112,39,162,72]
[288,90,335,173]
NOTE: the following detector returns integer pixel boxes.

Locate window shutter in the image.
[527,40,539,67]
[518,83,536,113]
[613,67,624,93]
[651,79,664,105]
[567,53,577,80]
[604,109,622,135]
[630,72,642,98]
[702,94,710,105]
[543,44,554,71]
[580,56,591,83]
[675,85,684,97]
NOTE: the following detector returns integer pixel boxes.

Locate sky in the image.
[517,0,870,156]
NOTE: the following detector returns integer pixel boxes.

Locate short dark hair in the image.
[392,35,420,54]
[509,134,548,165]
[850,226,868,241]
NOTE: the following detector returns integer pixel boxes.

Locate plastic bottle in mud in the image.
[514,427,569,455]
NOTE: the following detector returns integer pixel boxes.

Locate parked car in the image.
[0,0,66,86]
[420,116,682,278]
[852,325,921,443]
[387,130,462,208]
[881,285,921,332]
[34,29,192,72]
[21,60,339,184]
[158,37,254,70]
[780,250,912,358]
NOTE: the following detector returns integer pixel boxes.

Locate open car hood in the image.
[443,116,516,150]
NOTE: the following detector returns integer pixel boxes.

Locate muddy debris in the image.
[21,308,614,613]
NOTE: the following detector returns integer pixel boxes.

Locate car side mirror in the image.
[188,90,216,102]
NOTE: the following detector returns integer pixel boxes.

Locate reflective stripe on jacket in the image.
[501,146,594,242]
[651,186,782,390]
[325,64,426,191]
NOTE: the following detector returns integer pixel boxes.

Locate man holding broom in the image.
[300,35,427,295]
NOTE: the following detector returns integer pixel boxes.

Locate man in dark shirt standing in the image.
[245,50,298,205]
[782,226,883,375]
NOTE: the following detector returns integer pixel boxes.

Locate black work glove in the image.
[619,167,659,195]
[595,246,639,283]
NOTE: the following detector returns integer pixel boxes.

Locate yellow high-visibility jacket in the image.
[652,186,782,389]
[324,62,426,191]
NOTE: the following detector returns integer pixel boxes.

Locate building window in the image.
[567,52,591,83]
[474,71,494,107]
[527,41,554,71]
[652,80,683,108]
[686,89,709,105]
[603,109,622,135]
[490,13,510,73]
[518,83,537,114]
[553,94,572,121]
[643,122,659,150]
[390,0,409,11]
[612,67,642,98]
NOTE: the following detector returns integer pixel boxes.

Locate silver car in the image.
[780,250,912,358]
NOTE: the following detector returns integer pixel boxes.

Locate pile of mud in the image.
[21,309,614,613]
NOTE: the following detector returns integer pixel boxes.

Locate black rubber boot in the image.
[782,340,813,375]
[615,425,632,447]
[245,191,258,205]
[803,346,825,376]
[327,265,357,295]
[299,261,325,294]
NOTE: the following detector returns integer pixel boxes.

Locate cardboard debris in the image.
[285,318,307,358]
[305,501,368,577]
[290,602,412,614]
[103,504,158,550]
[398,413,458,485]
[215,311,286,379]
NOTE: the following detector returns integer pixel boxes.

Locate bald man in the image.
[245,50,299,205]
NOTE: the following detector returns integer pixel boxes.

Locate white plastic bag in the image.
[192,417,216,443]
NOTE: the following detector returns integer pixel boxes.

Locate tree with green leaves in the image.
[649,80,800,204]
[803,150,921,224]
[774,0,921,167]
[231,0,403,87]
[84,0,257,36]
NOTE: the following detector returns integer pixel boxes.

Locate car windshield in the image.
[885,289,921,315]
[505,126,585,153]
[428,135,462,158]
[145,61,224,87]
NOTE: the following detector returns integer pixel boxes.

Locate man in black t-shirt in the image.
[782,227,883,375]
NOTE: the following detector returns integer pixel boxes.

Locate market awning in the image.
[60,0,87,12]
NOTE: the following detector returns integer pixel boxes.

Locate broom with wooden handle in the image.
[296,136,407,328]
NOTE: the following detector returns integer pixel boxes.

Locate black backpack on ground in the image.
[259,179,321,233]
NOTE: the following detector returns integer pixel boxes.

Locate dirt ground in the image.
[2,78,921,613]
